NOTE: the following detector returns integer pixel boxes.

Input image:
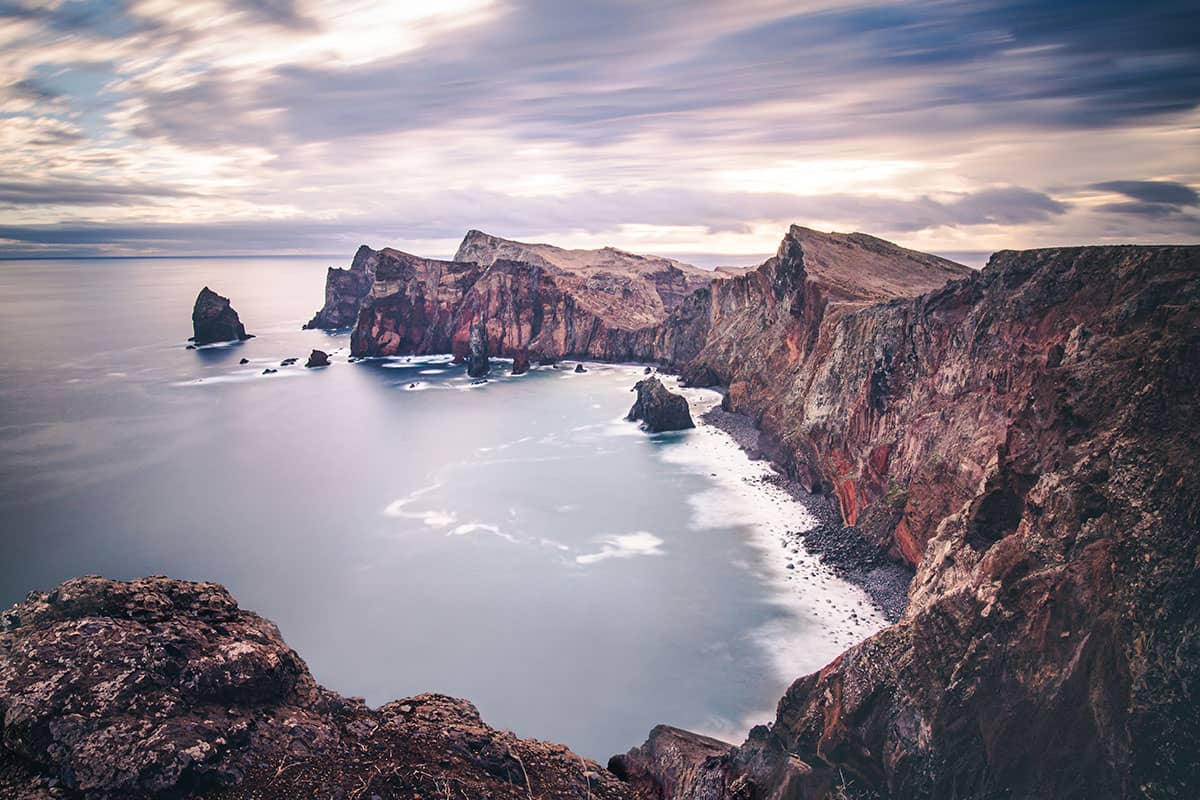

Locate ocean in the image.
[0,256,884,759]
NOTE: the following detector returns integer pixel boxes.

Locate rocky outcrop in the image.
[304,245,378,329]
[511,349,530,375]
[614,243,1200,799]
[466,319,489,377]
[0,576,628,800]
[335,232,723,362]
[304,349,329,368]
[190,287,252,345]
[627,376,694,432]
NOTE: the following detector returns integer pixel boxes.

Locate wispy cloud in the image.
[0,0,1196,258]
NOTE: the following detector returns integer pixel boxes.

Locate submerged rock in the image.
[281,357,298,366]
[239,357,249,364]
[511,349,530,375]
[626,376,694,432]
[0,576,625,800]
[190,286,252,345]
[262,368,277,374]
[304,350,330,368]
[466,320,489,378]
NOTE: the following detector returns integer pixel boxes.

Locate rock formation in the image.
[190,287,252,345]
[612,241,1200,799]
[329,231,721,361]
[0,576,628,800]
[304,349,330,368]
[627,376,694,432]
[466,319,489,377]
[304,245,379,329]
[512,349,530,375]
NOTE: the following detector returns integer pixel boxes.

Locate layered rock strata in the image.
[614,242,1200,799]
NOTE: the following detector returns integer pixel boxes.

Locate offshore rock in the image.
[627,376,694,432]
[190,287,252,345]
[466,319,489,377]
[618,242,1200,799]
[0,576,629,800]
[511,349,530,375]
[304,349,330,368]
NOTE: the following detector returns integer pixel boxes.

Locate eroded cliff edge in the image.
[614,242,1200,799]
[0,576,627,800]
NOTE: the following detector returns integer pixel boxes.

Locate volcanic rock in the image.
[466,319,489,377]
[511,349,530,375]
[574,363,587,373]
[614,240,1200,799]
[627,376,694,432]
[304,245,378,329]
[304,350,330,368]
[239,358,249,364]
[190,287,252,345]
[0,577,628,800]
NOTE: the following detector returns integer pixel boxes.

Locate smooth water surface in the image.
[0,257,883,759]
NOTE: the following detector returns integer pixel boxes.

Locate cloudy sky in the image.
[1,0,1197,264]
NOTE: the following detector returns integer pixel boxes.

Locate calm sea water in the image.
[0,257,884,759]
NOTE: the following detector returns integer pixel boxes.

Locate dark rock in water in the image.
[574,363,587,373]
[186,344,196,350]
[408,383,416,388]
[466,320,489,378]
[239,357,249,364]
[305,350,330,368]
[190,286,252,345]
[0,576,622,800]
[512,349,530,375]
[627,376,694,432]
[643,366,653,374]
[281,357,298,366]
[262,368,277,374]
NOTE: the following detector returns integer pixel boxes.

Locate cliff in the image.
[0,576,628,800]
[315,231,720,360]
[613,242,1200,798]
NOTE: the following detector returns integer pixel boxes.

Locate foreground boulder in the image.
[304,349,330,368]
[627,376,694,432]
[0,576,628,800]
[190,287,252,345]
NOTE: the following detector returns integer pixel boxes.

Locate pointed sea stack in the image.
[190,287,252,345]
[627,376,694,432]
[305,349,330,368]
[466,319,489,377]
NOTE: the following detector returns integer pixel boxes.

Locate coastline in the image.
[695,399,912,623]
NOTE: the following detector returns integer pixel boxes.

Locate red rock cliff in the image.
[614,243,1200,799]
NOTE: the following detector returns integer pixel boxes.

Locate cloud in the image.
[0,0,1195,257]
[1092,180,1199,206]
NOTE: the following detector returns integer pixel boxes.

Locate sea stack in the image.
[627,376,694,432]
[190,287,252,345]
[305,349,330,368]
[512,349,530,375]
[466,320,490,378]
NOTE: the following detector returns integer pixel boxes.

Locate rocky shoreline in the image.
[698,403,912,622]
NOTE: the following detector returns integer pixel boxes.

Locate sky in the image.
[0,0,1197,265]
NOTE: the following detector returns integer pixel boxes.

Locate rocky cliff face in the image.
[324,231,722,361]
[305,245,380,329]
[614,243,1200,799]
[0,576,628,800]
